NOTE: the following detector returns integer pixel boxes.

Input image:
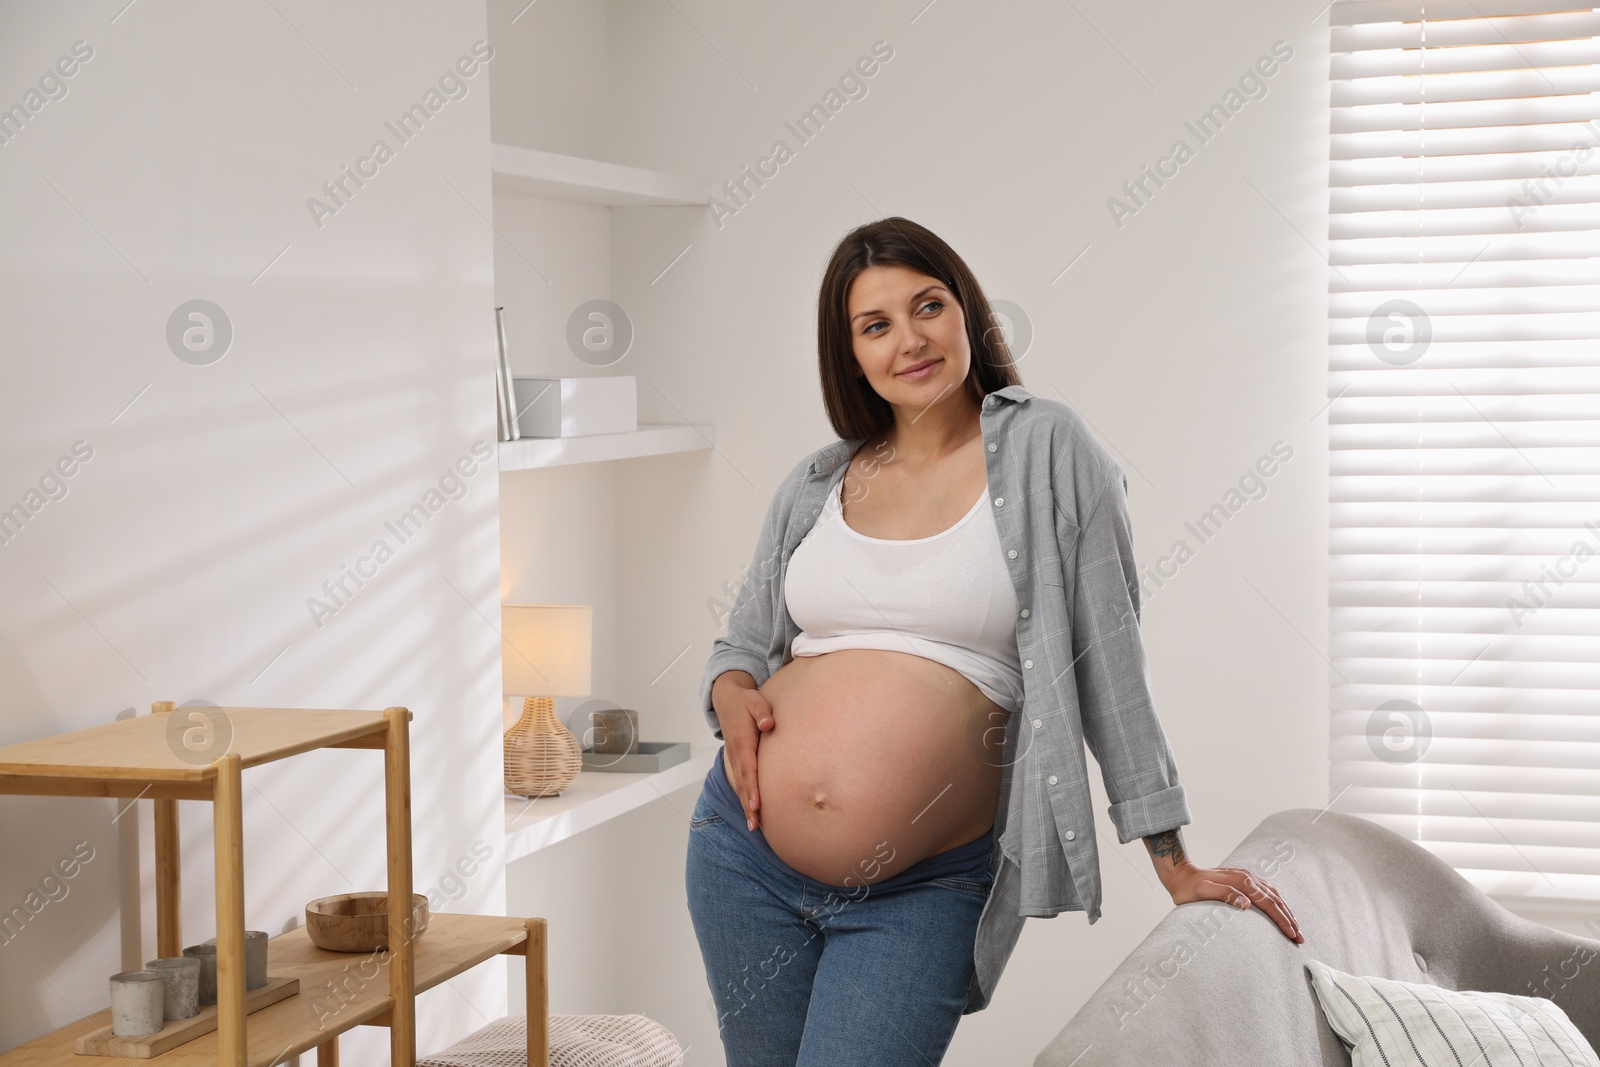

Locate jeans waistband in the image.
[703,745,995,891]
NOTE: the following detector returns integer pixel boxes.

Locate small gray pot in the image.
[109,971,165,1037]
[145,956,200,1020]
[244,930,268,990]
[181,944,217,1006]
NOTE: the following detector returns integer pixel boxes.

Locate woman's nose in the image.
[895,322,926,354]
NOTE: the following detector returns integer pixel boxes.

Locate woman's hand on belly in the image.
[711,670,776,831]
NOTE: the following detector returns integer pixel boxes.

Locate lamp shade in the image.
[501,604,592,697]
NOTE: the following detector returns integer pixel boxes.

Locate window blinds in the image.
[1329,0,1600,905]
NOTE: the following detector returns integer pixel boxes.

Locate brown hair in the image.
[816,216,1023,442]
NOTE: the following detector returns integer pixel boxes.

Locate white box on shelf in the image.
[510,377,637,438]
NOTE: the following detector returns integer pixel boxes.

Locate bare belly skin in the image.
[751,648,1011,888]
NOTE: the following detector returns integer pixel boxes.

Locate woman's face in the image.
[846,264,970,405]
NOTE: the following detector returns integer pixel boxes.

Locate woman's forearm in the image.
[1144,827,1189,884]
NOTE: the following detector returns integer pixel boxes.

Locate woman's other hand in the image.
[1163,860,1305,944]
[712,672,776,831]
[1144,827,1303,943]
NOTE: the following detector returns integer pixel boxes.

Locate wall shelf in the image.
[491,143,712,206]
[498,423,714,471]
[504,744,715,863]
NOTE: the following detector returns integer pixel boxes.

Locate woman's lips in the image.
[898,358,942,379]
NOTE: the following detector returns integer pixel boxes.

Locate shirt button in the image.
[1023,659,1033,669]
[1019,608,1030,618]
[988,442,997,452]
[1007,549,1018,560]
[1047,774,1059,786]
[994,497,1004,507]
[1065,829,1076,841]
[1031,718,1042,729]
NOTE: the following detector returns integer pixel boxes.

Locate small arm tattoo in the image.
[1146,828,1187,865]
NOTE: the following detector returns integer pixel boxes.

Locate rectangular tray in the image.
[580,740,689,774]
[73,975,299,1058]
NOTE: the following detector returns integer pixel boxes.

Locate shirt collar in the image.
[808,384,1034,474]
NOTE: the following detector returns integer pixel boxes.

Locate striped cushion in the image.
[1305,960,1599,1067]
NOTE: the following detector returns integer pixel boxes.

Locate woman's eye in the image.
[862,300,940,334]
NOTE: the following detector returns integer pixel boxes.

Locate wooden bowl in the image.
[305,892,429,953]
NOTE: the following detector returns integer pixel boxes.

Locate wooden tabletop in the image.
[0,707,395,782]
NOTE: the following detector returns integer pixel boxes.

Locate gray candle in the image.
[181,944,217,1006]
[145,957,200,1020]
[592,708,639,754]
[244,930,268,990]
[109,971,165,1037]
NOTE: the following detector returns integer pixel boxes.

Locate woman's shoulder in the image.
[1002,393,1125,514]
[761,438,858,513]
[1006,391,1093,442]
[1005,394,1114,466]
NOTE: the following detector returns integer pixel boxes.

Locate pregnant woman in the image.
[685,217,1303,1067]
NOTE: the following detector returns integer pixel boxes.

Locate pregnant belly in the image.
[751,649,1011,887]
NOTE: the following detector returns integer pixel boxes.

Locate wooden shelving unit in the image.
[0,704,550,1067]
[1,915,546,1066]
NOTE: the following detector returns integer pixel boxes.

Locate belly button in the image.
[810,790,829,811]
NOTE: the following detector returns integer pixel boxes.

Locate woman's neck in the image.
[880,394,984,468]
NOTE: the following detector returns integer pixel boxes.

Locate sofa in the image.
[1035,808,1600,1066]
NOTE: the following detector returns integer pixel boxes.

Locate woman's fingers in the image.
[1200,879,1253,909]
[728,728,761,831]
[735,770,757,830]
[1195,870,1304,944]
[750,690,776,731]
[710,683,772,831]
[1260,883,1299,934]
[1233,872,1303,943]
[1243,873,1302,941]
[737,692,773,827]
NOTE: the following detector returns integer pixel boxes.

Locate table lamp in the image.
[501,603,592,798]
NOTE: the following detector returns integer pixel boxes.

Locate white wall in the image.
[604,1,1333,1063]
[0,1,506,1061]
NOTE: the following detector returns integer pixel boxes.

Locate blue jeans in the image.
[684,748,996,1066]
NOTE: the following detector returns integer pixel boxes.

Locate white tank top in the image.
[785,471,1025,713]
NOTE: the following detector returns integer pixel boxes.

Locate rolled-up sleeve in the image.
[1069,471,1192,844]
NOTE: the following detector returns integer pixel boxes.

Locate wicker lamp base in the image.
[504,696,582,798]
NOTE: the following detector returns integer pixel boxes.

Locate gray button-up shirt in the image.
[697,383,1192,1014]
